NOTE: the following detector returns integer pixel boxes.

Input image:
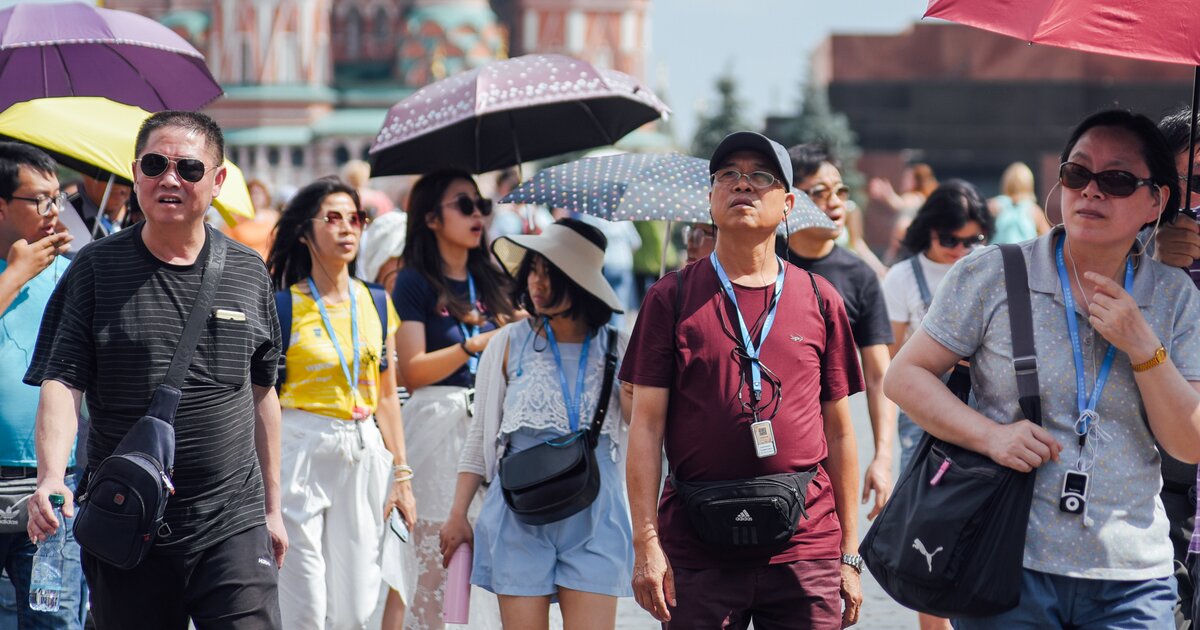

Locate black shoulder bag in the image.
[74,232,228,569]
[498,326,619,526]
[861,243,1041,618]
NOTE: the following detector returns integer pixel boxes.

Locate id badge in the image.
[750,420,777,458]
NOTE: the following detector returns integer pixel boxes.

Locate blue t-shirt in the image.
[392,267,497,388]
[0,256,74,467]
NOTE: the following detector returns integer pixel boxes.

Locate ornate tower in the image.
[513,0,650,79]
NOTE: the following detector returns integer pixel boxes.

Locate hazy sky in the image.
[648,0,928,145]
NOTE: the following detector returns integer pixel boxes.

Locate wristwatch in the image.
[841,553,865,574]
[1132,345,1167,373]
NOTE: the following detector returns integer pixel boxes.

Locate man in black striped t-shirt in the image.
[23,111,286,629]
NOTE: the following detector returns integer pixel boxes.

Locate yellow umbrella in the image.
[0,97,253,227]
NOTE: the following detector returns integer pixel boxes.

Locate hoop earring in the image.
[1042,182,1061,228]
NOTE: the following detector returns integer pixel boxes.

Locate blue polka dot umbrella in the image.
[500,151,835,236]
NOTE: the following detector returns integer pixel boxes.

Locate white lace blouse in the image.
[457,320,628,482]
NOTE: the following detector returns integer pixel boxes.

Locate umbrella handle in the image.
[659,220,672,278]
[92,173,116,239]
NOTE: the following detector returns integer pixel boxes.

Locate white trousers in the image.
[278,408,393,630]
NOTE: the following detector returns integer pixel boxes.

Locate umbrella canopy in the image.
[369,54,670,176]
[925,0,1200,67]
[0,97,252,227]
[925,0,1200,212]
[0,1,222,112]
[500,152,835,235]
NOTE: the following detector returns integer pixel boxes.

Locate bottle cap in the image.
[48,494,65,507]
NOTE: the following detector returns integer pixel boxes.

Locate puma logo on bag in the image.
[734,509,753,522]
[912,538,943,572]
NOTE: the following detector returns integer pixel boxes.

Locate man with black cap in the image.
[622,131,865,628]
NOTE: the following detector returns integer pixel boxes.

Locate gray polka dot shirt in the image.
[922,227,1200,580]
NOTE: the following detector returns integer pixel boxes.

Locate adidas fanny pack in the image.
[671,468,817,548]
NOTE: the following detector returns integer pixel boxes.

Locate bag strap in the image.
[910,256,933,309]
[998,244,1042,425]
[365,281,391,371]
[585,326,620,448]
[149,229,227,423]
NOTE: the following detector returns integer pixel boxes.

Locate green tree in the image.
[691,72,747,158]
[775,81,864,193]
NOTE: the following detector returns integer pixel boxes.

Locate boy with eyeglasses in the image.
[24,111,285,629]
[779,144,896,523]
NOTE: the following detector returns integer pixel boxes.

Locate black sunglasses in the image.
[442,196,492,217]
[137,153,213,183]
[1059,162,1155,198]
[937,232,986,249]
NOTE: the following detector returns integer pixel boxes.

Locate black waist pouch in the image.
[672,468,817,548]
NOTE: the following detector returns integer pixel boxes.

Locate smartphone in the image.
[388,508,410,543]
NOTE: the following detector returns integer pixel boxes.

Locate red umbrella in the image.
[925,0,1200,212]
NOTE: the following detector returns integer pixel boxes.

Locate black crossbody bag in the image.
[498,326,618,526]
[861,243,1041,618]
[74,232,227,569]
[669,266,826,548]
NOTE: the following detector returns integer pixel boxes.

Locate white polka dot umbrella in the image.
[369,53,670,176]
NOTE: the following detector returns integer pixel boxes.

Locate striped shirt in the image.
[25,224,280,554]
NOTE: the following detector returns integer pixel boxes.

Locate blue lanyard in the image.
[709,252,786,400]
[543,318,593,432]
[1054,236,1134,437]
[457,275,480,376]
[307,277,361,395]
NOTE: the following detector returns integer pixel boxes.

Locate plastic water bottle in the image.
[28,494,65,612]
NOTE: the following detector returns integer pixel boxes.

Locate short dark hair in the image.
[900,179,993,255]
[1158,106,1200,157]
[1060,109,1180,225]
[0,142,57,200]
[511,218,614,332]
[134,110,225,165]
[787,144,840,183]
[267,176,361,290]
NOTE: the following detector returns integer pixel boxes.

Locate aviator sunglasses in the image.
[1059,162,1156,198]
[936,232,986,249]
[442,195,492,217]
[313,210,369,228]
[137,153,214,183]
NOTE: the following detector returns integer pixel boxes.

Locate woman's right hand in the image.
[439,513,473,568]
[984,420,1062,472]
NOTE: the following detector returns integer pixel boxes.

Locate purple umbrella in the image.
[369,54,670,176]
[0,2,222,112]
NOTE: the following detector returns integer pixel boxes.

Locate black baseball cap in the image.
[708,131,794,190]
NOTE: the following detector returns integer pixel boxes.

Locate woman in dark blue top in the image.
[391,169,515,629]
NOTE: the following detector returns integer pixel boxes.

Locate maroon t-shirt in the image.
[620,258,864,568]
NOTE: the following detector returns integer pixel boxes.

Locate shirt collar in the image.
[1028,225,1155,308]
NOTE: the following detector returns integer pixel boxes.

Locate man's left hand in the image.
[861,458,892,521]
[265,510,288,568]
[840,564,863,627]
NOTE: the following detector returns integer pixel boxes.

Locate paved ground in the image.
[365,391,916,629]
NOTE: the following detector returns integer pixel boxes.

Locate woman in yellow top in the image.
[266,176,416,630]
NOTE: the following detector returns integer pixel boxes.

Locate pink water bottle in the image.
[442,544,472,624]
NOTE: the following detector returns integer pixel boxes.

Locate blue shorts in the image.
[472,432,633,598]
[897,410,925,473]
[952,568,1176,629]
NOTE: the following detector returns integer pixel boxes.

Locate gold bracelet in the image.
[393,464,413,474]
[394,474,414,483]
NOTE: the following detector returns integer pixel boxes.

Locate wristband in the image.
[459,340,472,356]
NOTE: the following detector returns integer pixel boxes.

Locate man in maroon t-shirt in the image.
[623,131,865,629]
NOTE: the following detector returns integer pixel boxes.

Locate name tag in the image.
[214,309,246,322]
[751,420,777,458]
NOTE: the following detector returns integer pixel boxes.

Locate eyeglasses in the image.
[137,153,215,183]
[1059,162,1155,198]
[936,232,986,249]
[442,196,492,217]
[313,210,368,229]
[1180,173,1200,193]
[682,224,716,247]
[9,192,68,216]
[802,184,851,205]
[711,168,781,190]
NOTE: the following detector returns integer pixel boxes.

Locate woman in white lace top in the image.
[440,219,634,629]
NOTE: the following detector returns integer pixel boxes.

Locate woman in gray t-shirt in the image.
[886,109,1200,627]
